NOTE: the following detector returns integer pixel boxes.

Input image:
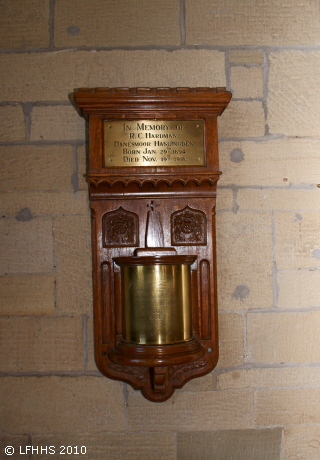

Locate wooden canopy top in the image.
[72,87,232,119]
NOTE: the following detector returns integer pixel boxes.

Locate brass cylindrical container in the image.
[114,255,196,345]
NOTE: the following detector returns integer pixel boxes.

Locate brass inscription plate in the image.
[120,264,192,345]
[103,120,204,167]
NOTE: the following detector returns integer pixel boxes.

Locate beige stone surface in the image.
[219,138,320,186]
[219,367,320,390]
[256,387,320,426]
[0,317,83,372]
[127,390,254,431]
[55,215,92,314]
[0,191,89,216]
[177,429,282,460]
[0,376,125,434]
[0,435,30,460]
[32,432,175,460]
[186,0,320,45]
[218,101,265,138]
[30,106,85,141]
[268,51,320,136]
[0,106,25,141]
[0,145,74,192]
[87,316,98,371]
[0,274,55,316]
[0,0,49,49]
[78,145,89,190]
[229,50,264,64]
[247,311,320,363]
[231,66,263,99]
[237,189,320,211]
[218,313,244,366]
[55,0,180,47]
[0,50,226,102]
[181,371,217,392]
[278,269,320,309]
[0,218,53,274]
[216,211,273,310]
[275,211,320,269]
[216,188,233,211]
[284,425,320,460]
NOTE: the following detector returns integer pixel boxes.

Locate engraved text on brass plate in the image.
[104,120,204,167]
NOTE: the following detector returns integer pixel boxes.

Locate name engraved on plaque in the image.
[104,120,205,167]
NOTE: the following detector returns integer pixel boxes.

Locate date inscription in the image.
[103,120,204,167]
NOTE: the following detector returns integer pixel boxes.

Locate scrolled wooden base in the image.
[95,338,217,402]
[108,337,205,367]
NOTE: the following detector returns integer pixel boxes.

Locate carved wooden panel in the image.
[171,205,207,246]
[102,206,139,247]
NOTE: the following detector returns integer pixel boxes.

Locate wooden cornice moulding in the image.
[87,173,221,189]
[72,86,231,118]
[73,87,231,402]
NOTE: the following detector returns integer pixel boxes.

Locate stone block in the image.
[0,106,25,141]
[229,50,264,64]
[219,138,320,187]
[180,371,217,392]
[218,101,265,138]
[0,145,74,192]
[30,106,85,141]
[268,51,320,136]
[237,189,320,211]
[0,218,53,274]
[55,216,92,314]
[0,191,89,216]
[218,313,244,367]
[0,274,55,316]
[219,367,320,390]
[278,269,320,309]
[78,145,89,190]
[247,311,320,363]
[0,0,50,49]
[275,211,320,269]
[0,317,84,372]
[87,316,98,371]
[216,211,273,310]
[284,425,320,460]
[231,66,263,99]
[0,376,125,434]
[177,428,282,460]
[127,390,255,431]
[185,0,320,46]
[216,188,233,211]
[256,387,320,426]
[0,50,226,102]
[54,0,180,47]
[32,432,175,460]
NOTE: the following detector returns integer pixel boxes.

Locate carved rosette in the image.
[102,207,139,247]
[171,206,207,246]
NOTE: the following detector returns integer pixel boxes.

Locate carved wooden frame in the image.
[73,87,231,402]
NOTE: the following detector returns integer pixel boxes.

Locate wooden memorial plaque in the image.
[73,87,231,402]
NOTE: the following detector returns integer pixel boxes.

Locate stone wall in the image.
[1,1,320,459]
